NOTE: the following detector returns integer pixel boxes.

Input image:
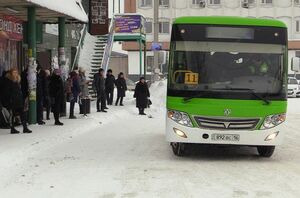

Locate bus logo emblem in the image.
[224,109,232,116]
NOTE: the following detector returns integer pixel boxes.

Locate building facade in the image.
[124,0,300,80]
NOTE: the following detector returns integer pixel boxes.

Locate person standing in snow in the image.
[134,77,150,115]
[115,72,127,106]
[36,65,46,125]
[1,68,32,134]
[68,71,81,119]
[78,68,89,99]
[93,68,107,113]
[49,69,64,125]
[105,69,115,105]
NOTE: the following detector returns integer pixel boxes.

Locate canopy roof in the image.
[0,0,88,23]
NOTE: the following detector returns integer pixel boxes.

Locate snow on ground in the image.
[0,81,300,198]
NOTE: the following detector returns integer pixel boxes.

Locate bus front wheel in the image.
[171,142,185,156]
[257,146,275,157]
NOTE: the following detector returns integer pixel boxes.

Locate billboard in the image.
[114,15,144,34]
[0,15,23,41]
[89,0,108,35]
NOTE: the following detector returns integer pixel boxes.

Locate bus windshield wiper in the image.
[212,88,271,105]
[183,93,205,103]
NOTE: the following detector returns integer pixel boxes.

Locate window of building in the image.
[208,0,221,5]
[261,0,272,5]
[159,21,170,34]
[145,19,153,34]
[159,0,169,7]
[296,51,300,58]
[241,0,255,8]
[191,0,206,8]
[296,20,300,33]
[146,56,154,72]
[139,0,152,8]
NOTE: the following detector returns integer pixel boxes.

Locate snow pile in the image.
[26,0,88,22]
[77,32,98,80]
[149,80,167,112]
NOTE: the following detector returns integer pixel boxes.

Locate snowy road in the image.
[0,82,300,198]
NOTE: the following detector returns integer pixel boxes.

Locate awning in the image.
[0,0,88,23]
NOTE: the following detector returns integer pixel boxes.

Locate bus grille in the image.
[194,116,260,130]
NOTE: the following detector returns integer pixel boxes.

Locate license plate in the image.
[211,134,240,141]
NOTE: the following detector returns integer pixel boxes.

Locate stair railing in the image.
[100,17,115,73]
[71,24,88,71]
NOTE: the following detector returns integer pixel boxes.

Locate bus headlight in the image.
[168,110,193,127]
[261,113,286,129]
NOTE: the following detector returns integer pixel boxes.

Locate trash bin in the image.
[80,98,91,115]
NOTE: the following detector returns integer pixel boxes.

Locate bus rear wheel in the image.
[257,146,275,157]
[171,142,185,156]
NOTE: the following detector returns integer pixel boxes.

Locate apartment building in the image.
[124,0,300,80]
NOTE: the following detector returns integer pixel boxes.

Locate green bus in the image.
[166,16,288,157]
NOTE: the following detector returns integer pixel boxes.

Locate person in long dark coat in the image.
[20,68,29,122]
[115,72,127,106]
[36,66,46,125]
[1,68,32,134]
[93,68,107,112]
[49,69,64,125]
[105,69,115,105]
[134,77,150,115]
[69,71,81,119]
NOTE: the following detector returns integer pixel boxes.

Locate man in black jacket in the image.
[115,72,127,106]
[105,69,115,105]
[93,68,107,112]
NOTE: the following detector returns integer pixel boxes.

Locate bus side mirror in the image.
[291,57,300,72]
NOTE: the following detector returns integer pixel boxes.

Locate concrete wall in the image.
[108,56,129,78]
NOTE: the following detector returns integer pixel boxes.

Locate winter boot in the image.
[38,121,46,125]
[55,121,64,126]
[23,127,32,133]
[69,115,77,119]
[11,127,20,134]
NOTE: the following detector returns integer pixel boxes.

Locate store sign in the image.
[89,0,108,35]
[0,15,23,41]
[114,15,142,33]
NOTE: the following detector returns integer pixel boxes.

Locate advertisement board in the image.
[89,0,108,35]
[114,15,144,34]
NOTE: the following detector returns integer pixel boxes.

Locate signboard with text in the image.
[0,15,23,41]
[89,0,108,35]
[114,15,143,34]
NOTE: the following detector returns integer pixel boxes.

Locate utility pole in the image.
[153,0,159,81]
[113,0,115,14]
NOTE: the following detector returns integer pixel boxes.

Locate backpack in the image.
[65,77,73,94]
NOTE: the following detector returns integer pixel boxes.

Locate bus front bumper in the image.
[166,119,285,146]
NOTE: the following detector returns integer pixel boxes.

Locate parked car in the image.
[288,77,300,98]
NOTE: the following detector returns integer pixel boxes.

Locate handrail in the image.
[100,17,115,73]
[71,24,87,71]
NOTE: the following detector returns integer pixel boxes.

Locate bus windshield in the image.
[169,41,285,94]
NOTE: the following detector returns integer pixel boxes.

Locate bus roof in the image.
[173,16,287,28]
